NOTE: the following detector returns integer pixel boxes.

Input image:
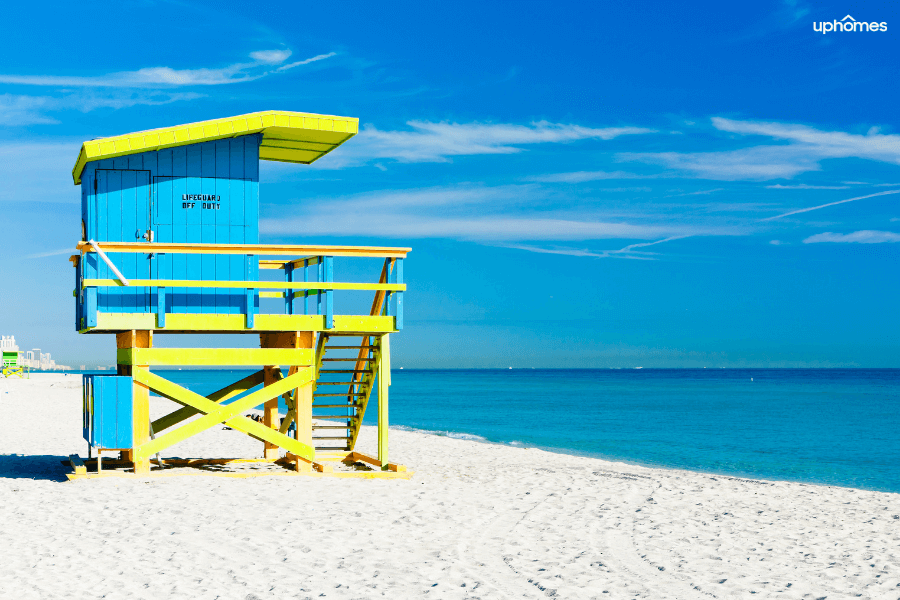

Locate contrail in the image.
[760,189,900,222]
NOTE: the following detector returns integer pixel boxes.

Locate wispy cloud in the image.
[338,121,654,164]
[25,248,77,258]
[276,52,337,72]
[760,189,900,221]
[264,212,685,242]
[664,188,724,197]
[803,230,900,244]
[0,92,204,125]
[0,49,334,88]
[525,170,657,183]
[498,243,656,260]
[712,118,900,164]
[621,145,820,180]
[499,235,695,260]
[621,117,900,181]
[766,184,850,190]
[260,185,721,246]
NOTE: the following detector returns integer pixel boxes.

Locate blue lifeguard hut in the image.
[69,111,408,478]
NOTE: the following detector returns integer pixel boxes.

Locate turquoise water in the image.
[152,368,900,493]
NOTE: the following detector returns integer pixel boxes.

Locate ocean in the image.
[80,368,900,493]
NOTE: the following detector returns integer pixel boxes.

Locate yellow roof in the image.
[72,110,358,185]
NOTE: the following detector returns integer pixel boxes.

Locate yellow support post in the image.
[295,332,315,473]
[117,330,153,475]
[260,332,315,462]
[378,334,390,469]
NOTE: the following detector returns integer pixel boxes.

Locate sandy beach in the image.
[0,374,898,599]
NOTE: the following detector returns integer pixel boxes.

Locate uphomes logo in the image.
[814,15,887,33]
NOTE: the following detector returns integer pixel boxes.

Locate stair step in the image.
[321,358,374,362]
[313,436,350,440]
[317,381,366,386]
[313,404,359,408]
[326,345,376,350]
[312,425,350,430]
[314,392,366,397]
[319,370,370,374]
[315,446,349,451]
[313,415,358,420]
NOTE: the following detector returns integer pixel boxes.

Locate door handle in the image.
[143,229,154,242]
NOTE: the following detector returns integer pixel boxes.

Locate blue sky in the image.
[0,0,898,367]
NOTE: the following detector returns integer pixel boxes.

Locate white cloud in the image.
[0,92,205,126]
[621,145,821,180]
[803,230,900,244]
[766,184,850,190]
[499,235,694,260]
[712,118,900,166]
[277,52,337,72]
[525,170,656,183]
[621,117,900,181]
[346,121,654,164]
[760,189,900,221]
[0,49,334,88]
[249,49,293,64]
[0,95,59,125]
[498,244,655,260]
[665,188,724,197]
[260,185,720,245]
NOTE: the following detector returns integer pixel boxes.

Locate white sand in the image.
[0,374,898,599]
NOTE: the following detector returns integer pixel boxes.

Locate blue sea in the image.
[115,368,899,493]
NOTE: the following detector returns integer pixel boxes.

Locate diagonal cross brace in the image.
[133,369,316,463]
[151,369,266,433]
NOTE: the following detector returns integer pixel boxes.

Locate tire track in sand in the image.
[593,471,717,599]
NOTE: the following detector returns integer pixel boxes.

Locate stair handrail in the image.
[349,258,393,388]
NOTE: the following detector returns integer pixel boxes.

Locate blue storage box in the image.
[83,374,134,449]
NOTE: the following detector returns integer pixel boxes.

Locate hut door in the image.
[94,169,151,313]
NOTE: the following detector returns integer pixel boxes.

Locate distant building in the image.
[1,337,72,370]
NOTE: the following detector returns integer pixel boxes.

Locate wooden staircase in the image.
[310,256,395,452]
[308,334,385,451]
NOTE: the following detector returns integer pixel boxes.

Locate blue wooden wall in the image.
[79,135,260,317]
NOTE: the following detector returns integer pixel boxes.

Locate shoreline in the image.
[394,423,900,496]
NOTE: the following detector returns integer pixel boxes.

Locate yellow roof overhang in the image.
[72,110,358,185]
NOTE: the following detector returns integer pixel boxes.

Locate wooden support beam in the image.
[259,332,315,462]
[90,313,398,334]
[115,330,153,475]
[77,241,410,258]
[68,454,86,475]
[378,334,390,469]
[347,451,406,472]
[84,279,406,292]
[117,348,314,366]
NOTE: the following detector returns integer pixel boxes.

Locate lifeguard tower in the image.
[1,335,26,378]
[67,111,408,478]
